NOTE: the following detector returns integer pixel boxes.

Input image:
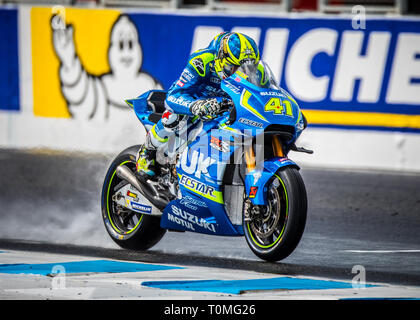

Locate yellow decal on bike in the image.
[178,174,224,204]
[235,70,249,80]
[240,90,268,123]
[264,98,293,117]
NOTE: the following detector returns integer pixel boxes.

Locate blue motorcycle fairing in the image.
[125,70,305,236]
[125,90,241,237]
[126,90,166,128]
[161,116,244,236]
[161,197,241,236]
[244,157,299,206]
[221,75,304,142]
[220,73,304,206]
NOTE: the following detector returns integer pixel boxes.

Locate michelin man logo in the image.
[51,14,162,120]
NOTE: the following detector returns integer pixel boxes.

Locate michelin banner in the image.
[28,7,420,132]
[1,6,420,171]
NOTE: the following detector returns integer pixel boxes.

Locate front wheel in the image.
[244,167,307,262]
[101,145,166,250]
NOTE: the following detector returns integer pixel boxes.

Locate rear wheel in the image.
[101,145,166,250]
[244,167,307,262]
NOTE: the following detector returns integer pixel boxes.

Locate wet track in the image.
[0,148,419,289]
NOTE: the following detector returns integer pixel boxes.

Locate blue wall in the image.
[128,12,420,117]
[0,8,19,111]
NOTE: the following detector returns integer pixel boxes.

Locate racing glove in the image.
[190,98,221,119]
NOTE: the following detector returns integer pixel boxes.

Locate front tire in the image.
[244,167,307,262]
[101,145,166,250]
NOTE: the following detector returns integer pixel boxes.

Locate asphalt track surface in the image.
[0,148,419,287]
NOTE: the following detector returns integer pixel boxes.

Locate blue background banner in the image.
[0,8,19,111]
[127,12,420,117]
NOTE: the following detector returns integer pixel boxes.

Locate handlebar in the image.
[219,98,234,113]
[197,98,234,122]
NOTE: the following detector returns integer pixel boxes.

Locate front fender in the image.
[244,157,299,205]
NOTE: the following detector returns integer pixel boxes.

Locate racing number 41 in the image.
[264,98,293,117]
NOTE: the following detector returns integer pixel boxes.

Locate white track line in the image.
[344,249,420,253]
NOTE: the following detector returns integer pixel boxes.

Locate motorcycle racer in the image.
[136,32,260,179]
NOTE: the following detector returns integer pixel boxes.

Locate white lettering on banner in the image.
[262,28,289,84]
[285,28,338,102]
[332,31,391,103]
[387,33,420,105]
[190,26,223,53]
[190,26,260,54]
[231,27,261,46]
[190,25,420,106]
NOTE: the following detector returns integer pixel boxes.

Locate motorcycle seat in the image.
[147,90,167,114]
[148,112,163,124]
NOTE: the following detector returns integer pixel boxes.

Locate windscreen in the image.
[237,60,280,90]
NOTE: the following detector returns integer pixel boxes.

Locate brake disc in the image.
[250,186,281,239]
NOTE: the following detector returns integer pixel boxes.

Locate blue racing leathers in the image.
[165,52,228,114]
[147,33,230,150]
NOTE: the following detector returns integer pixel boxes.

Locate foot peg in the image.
[116,164,168,210]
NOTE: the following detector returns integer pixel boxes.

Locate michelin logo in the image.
[131,201,152,214]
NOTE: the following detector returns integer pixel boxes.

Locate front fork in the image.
[244,135,298,206]
[244,134,285,172]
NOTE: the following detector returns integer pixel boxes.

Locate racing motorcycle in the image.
[101,61,312,262]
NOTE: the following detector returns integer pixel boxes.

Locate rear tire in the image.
[101,145,166,250]
[244,167,307,262]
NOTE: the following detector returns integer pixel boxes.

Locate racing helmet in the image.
[214,32,260,80]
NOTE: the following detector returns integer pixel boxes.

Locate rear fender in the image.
[244,157,299,205]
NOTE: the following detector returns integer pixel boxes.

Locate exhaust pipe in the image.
[116,165,168,210]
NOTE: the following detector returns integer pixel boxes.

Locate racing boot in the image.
[135,144,157,181]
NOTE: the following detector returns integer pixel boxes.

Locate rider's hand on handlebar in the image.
[219,98,234,111]
[190,98,222,119]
